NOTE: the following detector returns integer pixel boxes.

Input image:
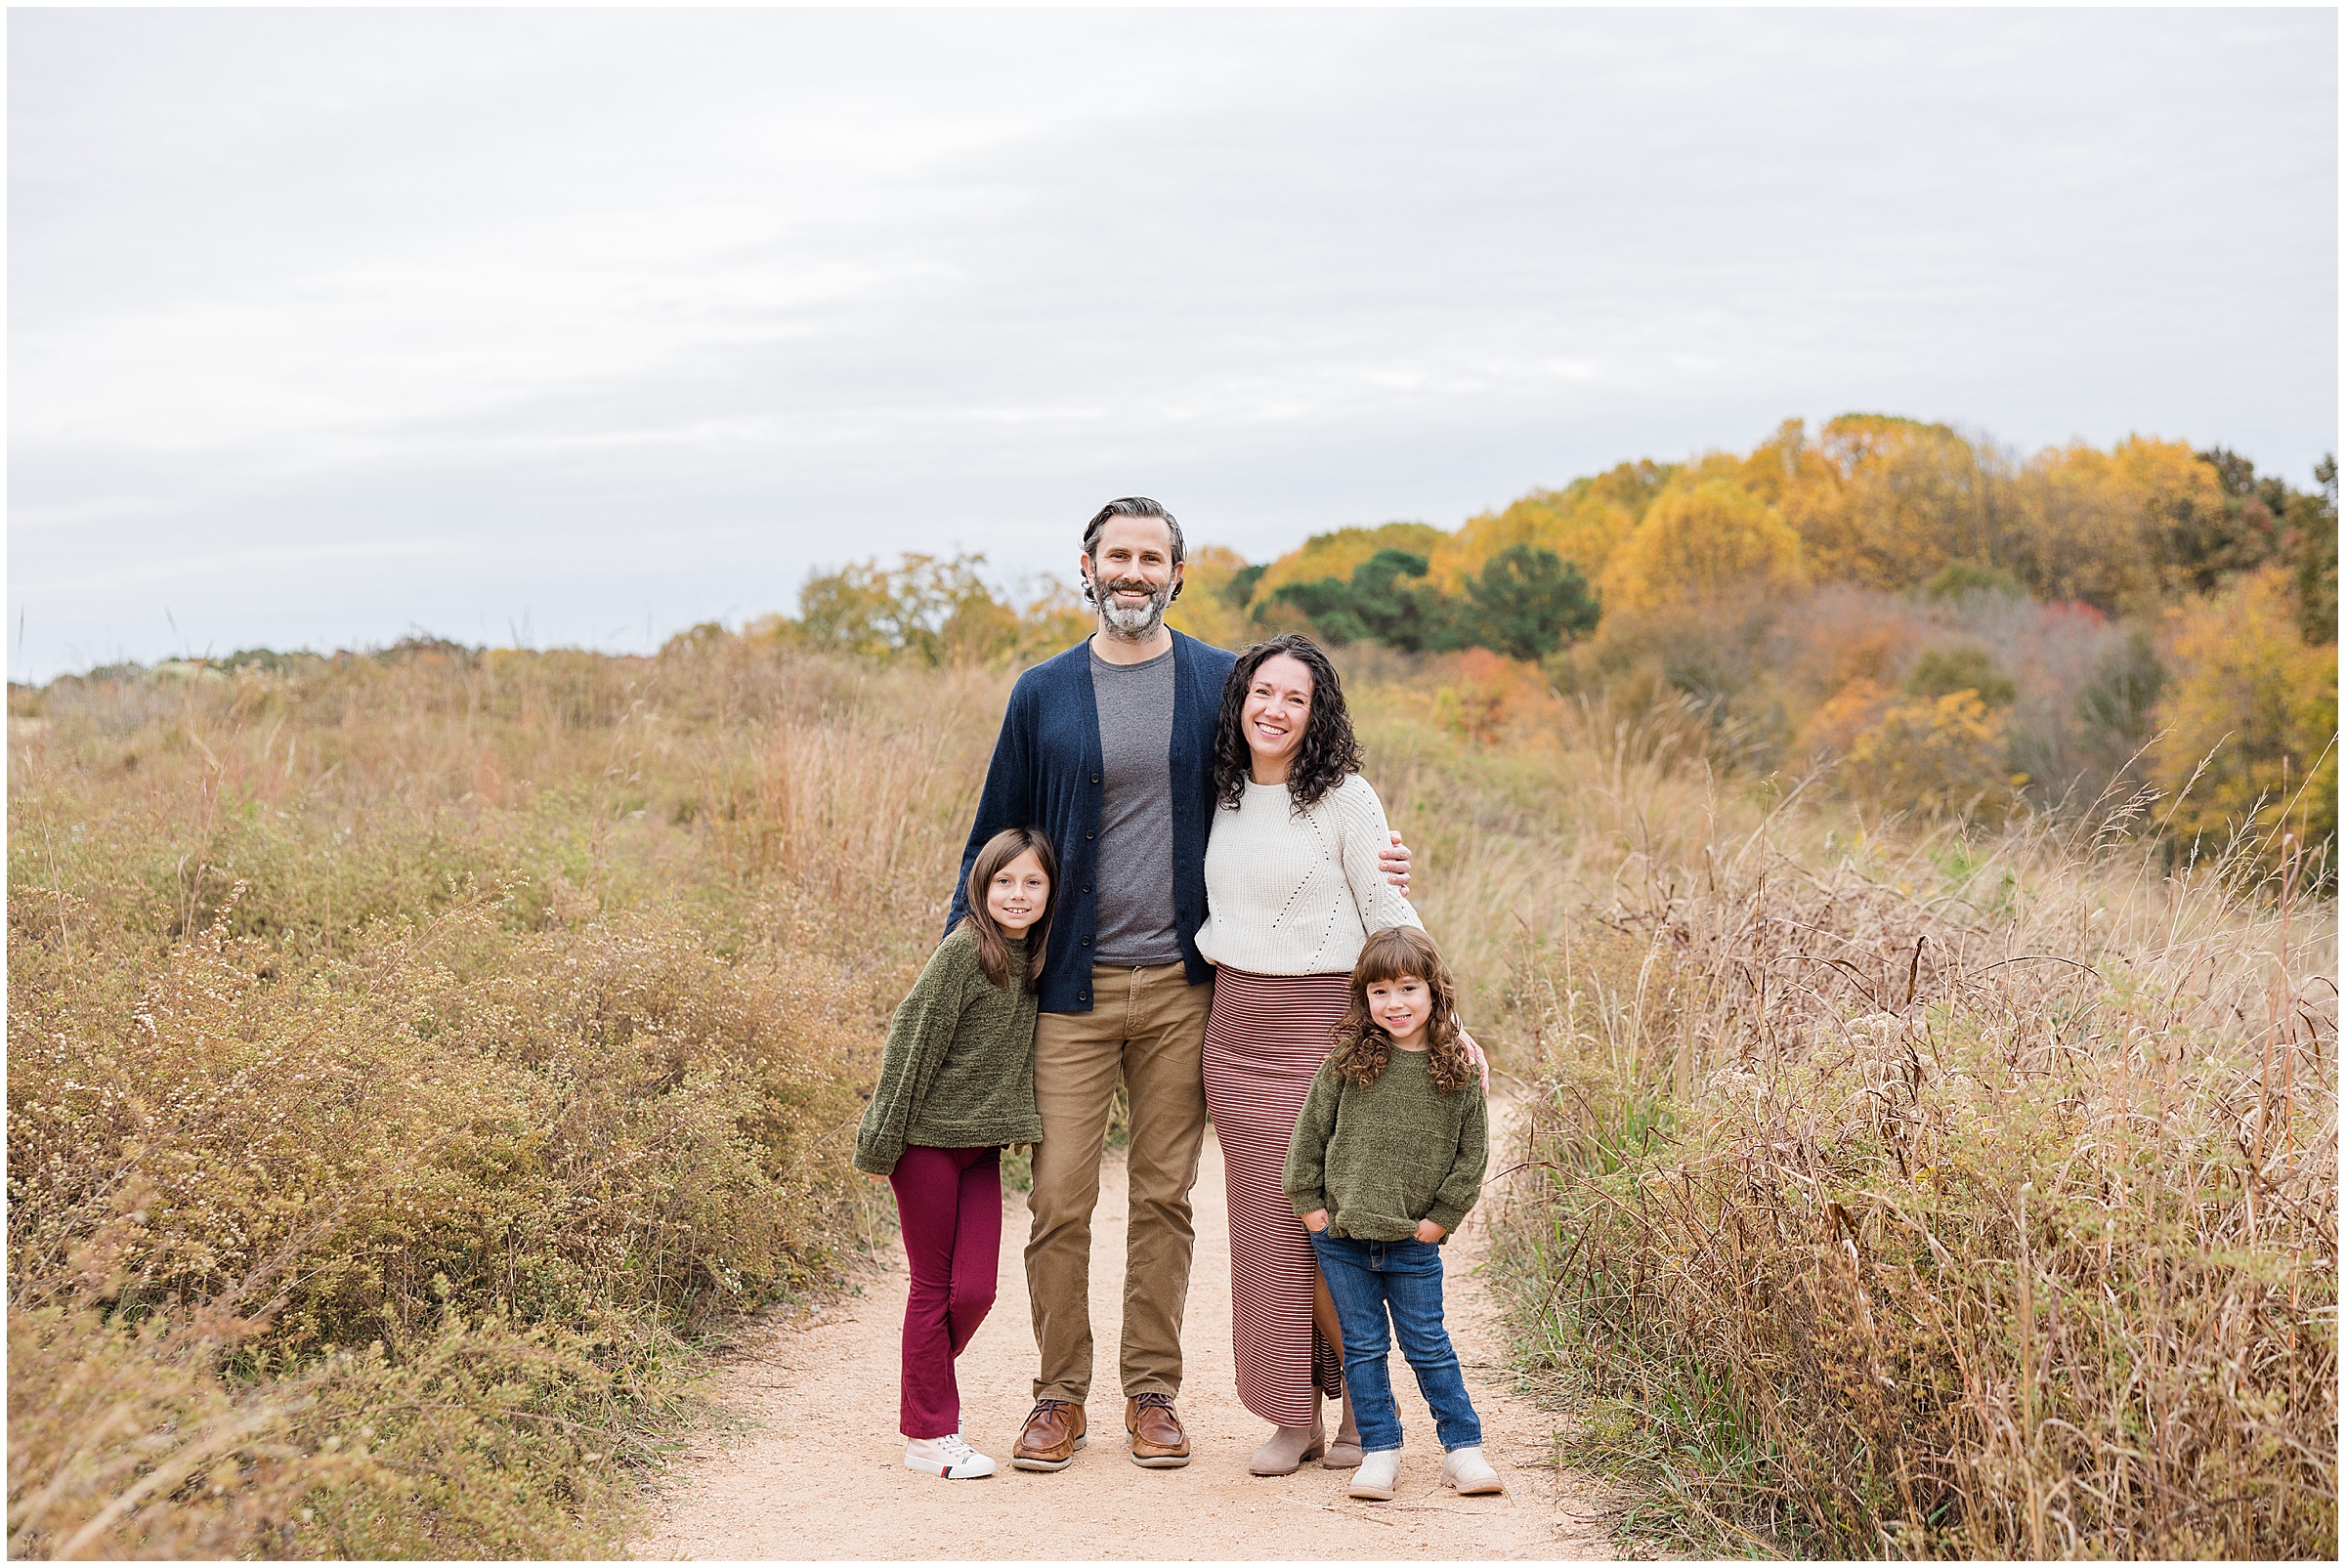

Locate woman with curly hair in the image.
[1193,632,1441,1476]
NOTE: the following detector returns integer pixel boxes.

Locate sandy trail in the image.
[635,1110,1610,1560]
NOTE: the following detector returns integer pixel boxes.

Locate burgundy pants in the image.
[888,1144,1003,1439]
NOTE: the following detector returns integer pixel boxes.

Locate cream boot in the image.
[1348,1448,1401,1501]
[1248,1415,1326,1476]
[1321,1391,1363,1469]
[1440,1445,1504,1495]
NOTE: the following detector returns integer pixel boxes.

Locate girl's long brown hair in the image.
[1329,927,1472,1093]
[956,826,1058,992]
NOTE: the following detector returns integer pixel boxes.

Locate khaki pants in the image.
[1027,961,1213,1405]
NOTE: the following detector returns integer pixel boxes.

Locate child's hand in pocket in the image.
[1302,1209,1330,1233]
[1414,1218,1447,1244]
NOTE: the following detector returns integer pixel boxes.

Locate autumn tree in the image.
[796,551,1078,666]
[2152,566,2338,877]
[2289,454,2337,645]
[2011,437,2230,612]
[1782,415,2021,592]
[1163,543,1257,648]
[1428,488,1640,594]
[1601,480,1805,612]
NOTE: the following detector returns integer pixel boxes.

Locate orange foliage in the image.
[1433,647,1546,745]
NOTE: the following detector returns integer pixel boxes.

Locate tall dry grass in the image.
[10,632,2334,1558]
[8,641,1007,1556]
[1495,782,2337,1556]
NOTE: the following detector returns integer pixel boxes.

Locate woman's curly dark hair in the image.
[1212,633,1364,811]
[1330,927,1473,1094]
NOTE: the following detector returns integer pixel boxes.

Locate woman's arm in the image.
[1333,778,1425,936]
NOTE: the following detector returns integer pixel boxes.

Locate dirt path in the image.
[635,1111,1611,1560]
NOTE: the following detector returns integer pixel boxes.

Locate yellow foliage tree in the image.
[2015,437,2230,612]
[1780,414,2017,592]
[1163,544,1258,649]
[1842,689,2025,818]
[1600,480,1806,613]
[1427,491,1637,593]
[2152,566,2338,872]
[1245,522,1446,608]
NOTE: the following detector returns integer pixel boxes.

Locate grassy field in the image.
[8,635,2336,1557]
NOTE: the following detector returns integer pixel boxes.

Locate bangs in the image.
[1353,927,1442,989]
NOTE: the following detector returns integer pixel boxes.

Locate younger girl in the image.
[855,826,1057,1480]
[1284,925,1505,1502]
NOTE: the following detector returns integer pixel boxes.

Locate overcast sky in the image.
[9,6,2337,679]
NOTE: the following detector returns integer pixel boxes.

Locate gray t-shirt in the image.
[1089,644,1182,965]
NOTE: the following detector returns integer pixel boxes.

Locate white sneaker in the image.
[1440,1445,1505,1495]
[1348,1448,1401,1501]
[905,1433,997,1478]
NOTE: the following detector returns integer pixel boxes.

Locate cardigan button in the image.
[1086,830,1095,840]
[1090,774,1101,784]
[1082,884,1091,895]
[1080,936,1091,947]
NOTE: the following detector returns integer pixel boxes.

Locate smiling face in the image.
[1082,515,1182,639]
[1240,652,1314,780]
[1365,972,1432,1048]
[985,848,1050,933]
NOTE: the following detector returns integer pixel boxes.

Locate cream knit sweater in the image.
[1195,773,1423,977]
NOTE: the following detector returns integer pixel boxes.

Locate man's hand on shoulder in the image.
[1379,829,1412,895]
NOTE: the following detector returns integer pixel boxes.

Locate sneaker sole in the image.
[1129,1450,1191,1468]
[1009,1435,1086,1472]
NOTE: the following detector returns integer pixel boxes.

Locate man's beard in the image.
[1087,568,1172,639]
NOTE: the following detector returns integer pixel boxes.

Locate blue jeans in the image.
[1307,1230,1483,1454]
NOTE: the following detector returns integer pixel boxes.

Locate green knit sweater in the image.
[1284,1047,1488,1241]
[853,928,1043,1176]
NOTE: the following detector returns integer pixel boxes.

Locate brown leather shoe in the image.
[1010,1400,1086,1471]
[1125,1392,1191,1468]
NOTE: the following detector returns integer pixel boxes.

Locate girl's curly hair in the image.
[1212,633,1364,812]
[1329,927,1473,1093]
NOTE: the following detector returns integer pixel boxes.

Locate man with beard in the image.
[945,496,1410,1472]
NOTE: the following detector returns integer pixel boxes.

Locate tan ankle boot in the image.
[1249,1417,1326,1475]
[1322,1392,1363,1469]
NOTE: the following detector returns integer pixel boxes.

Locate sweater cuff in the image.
[853,1144,898,1177]
[1290,1191,1328,1221]
[1426,1200,1470,1234]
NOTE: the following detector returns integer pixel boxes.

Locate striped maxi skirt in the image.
[1201,965,1350,1427]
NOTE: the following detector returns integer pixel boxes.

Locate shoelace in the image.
[1133,1392,1174,1410]
[937,1435,977,1462]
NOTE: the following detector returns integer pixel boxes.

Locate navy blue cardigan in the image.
[946,630,1237,1013]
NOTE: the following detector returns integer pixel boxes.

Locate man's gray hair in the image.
[1082,496,1185,568]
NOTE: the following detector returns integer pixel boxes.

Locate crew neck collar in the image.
[1089,640,1173,670]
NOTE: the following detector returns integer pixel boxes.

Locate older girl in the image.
[855,826,1056,1479]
